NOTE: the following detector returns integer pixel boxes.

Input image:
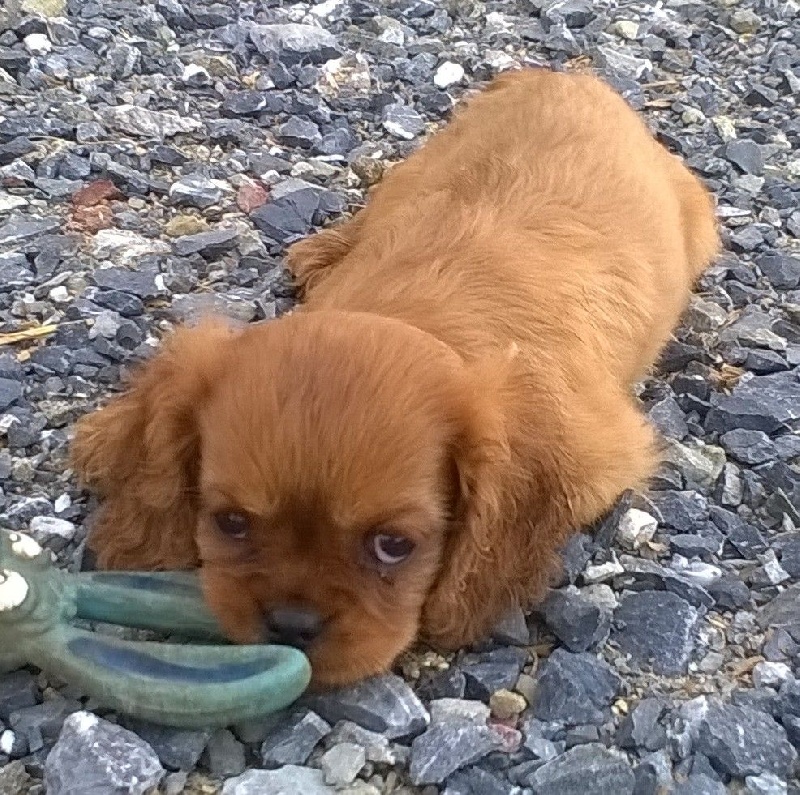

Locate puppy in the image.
[72,69,719,687]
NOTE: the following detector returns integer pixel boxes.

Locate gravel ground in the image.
[0,0,799,792]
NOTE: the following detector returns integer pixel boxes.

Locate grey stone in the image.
[720,428,777,465]
[696,703,797,777]
[523,743,635,793]
[324,720,396,765]
[758,254,800,290]
[249,23,342,66]
[0,216,60,245]
[757,583,800,637]
[612,590,699,675]
[673,774,726,795]
[303,673,428,739]
[491,605,531,645]
[708,575,752,610]
[382,102,426,139]
[251,189,320,243]
[123,720,211,771]
[277,117,321,149]
[45,712,164,795]
[202,729,245,779]
[173,228,239,257]
[647,395,688,439]
[222,90,268,116]
[533,649,621,725]
[102,105,201,138]
[541,587,611,652]
[260,709,330,767]
[0,378,23,410]
[616,698,668,751]
[319,742,366,786]
[222,766,334,795]
[460,646,528,700]
[169,175,223,208]
[706,371,800,434]
[409,721,502,785]
[725,139,765,175]
[91,267,162,300]
[0,671,37,721]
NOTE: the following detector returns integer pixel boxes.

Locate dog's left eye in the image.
[369,533,415,566]
[214,511,250,540]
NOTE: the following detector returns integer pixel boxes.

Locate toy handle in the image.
[38,624,311,727]
[74,571,227,641]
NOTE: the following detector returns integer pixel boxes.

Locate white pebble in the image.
[54,494,72,513]
[618,508,658,550]
[434,61,465,89]
[24,33,52,55]
[30,515,77,541]
[752,661,793,689]
[49,285,70,303]
[320,742,366,787]
[0,730,14,755]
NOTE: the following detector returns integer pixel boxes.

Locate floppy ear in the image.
[422,354,658,650]
[71,318,237,570]
[421,350,518,646]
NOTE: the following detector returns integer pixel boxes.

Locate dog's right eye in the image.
[213,511,250,541]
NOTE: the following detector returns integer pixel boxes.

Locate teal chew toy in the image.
[0,529,311,728]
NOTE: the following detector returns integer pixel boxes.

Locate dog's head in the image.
[72,312,511,686]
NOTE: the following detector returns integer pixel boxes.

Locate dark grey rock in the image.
[249,23,342,66]
[415,666,466,701]
[277,117,321,149]
[673,774,726,795]
[0,216,60,245]
[460,647,528,700]
[0,671,38,721]
[612,590,699,675]
[533,649,621,725]
[222,90,268,116]
[409,722,502,785]
[757,583,800,637]
[91,267,162,300]
[123,721,211,771]
[491,605,531,645]
[0,378,23,410]
[173,228,239,257]
[382,102,426,139]
[45,711,164,795]
[444,767,515,795]
[724,139,765,175]
[710,507,767,558]
[757,254,800,290]
[169,175,223,208]
[696,703,797,777]
[523,743,635,793]
[251,189,320,243]
[260,709,330,767]
[303,673,428,739]
[541,587,611,652]
[616,698,668,752]
[708,575,752,610]
[720,428,777,465]
[203,729,246,779]
[780,539,800,579]
[649,491,708,533]
[706,371,800,434]
[647,395,689,439]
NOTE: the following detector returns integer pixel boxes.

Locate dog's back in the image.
[299,68,719,386]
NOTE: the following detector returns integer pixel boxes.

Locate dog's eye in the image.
[214,511,250,540]
[369,533,415,566]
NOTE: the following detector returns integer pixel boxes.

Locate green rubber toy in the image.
[0,529,311,728]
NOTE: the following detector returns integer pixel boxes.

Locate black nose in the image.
[265,606,323,649]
